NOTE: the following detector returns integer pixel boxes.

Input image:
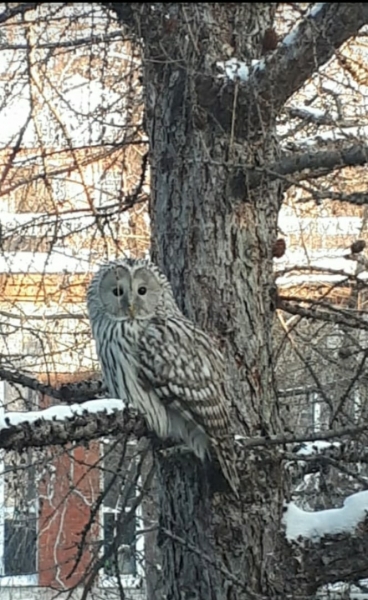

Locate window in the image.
[3,515,37,576]
[0,382,38,586]
[103,512,136,577]
[100,440,144,587]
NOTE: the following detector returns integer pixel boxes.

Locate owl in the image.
[87,258,239,496]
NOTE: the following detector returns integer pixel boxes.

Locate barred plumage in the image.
[87,258,239,496]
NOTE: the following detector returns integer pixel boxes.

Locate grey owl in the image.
[87,258,239,496]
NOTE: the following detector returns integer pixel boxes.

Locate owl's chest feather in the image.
[95,319,169,438]
[102,322,140,397]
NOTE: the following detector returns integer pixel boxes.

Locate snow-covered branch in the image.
[284,490,368,542]
[269,3,368,112]
[283,491,368,589]
[0,400,146,451]
[293,440,368,465]
[286,106,336,126]
[286,441,368,489]
[197,4,368,139]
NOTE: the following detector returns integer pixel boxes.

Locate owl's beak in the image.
[128,303,135,319]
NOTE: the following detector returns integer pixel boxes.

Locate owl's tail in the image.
[210,435,240,499]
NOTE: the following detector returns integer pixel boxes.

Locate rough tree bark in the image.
[142,5,285,598]
[100,3,368,599]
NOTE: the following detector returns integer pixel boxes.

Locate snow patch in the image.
[308,2,326,17]
[295,440,341,456]
[216,58,265,82]
[282,4,326,47]
[289,124,368,148]
[283,30,297,47]
[0,398,125,429]
[284,490,368,541]
[289,105,330,120]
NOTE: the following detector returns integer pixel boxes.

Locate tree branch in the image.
[238,423,368,450]
[299,189,368,205]
[0,367,105,403]
[3,395,368,457]
[0,29,125,50]
[286,106,336,126]
[272,143,368,184]
[197,4,368,139]
[0,404,145,451]
[286,523,368,591]
[263,3,368,115]
[230,143,368,196]
[278,298,368,331]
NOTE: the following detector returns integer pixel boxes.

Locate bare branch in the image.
[0,367,105,403]
[278,299,368,331]
[239,423,368,450]
[0,29,125,50]
[230,143,368,195]
[298,190,368,205]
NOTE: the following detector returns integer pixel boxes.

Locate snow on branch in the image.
[282,491,368,587]
[216,58,265,82]
[0,399,146,451]
[269,3,368,112]
[294,440,341,457]
[196,4,368,139]
[286,105,336,125]
[282,3,326,47]
[0,398,125,429]
[293,441,368,467]
[283,509,368,589]
[284,491,368,542]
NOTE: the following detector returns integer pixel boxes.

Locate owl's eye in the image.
[112,286,124,297]
[138,286,147,296]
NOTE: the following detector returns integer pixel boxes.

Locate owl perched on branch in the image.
[87,258,239,496]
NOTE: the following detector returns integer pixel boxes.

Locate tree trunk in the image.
[139,5,286,598]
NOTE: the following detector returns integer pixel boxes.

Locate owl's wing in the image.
[138,315,230,434]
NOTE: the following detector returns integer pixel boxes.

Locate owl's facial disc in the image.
[100,265,162,320]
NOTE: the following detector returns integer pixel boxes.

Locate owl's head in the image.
[87,258,174,322]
